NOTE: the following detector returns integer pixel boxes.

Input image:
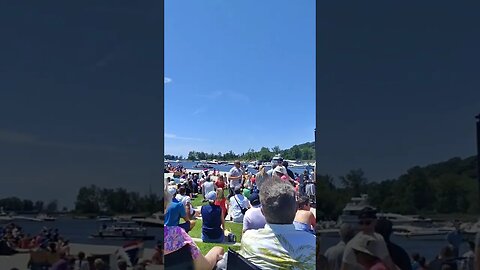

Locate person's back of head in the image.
[259,178,296,224]
[178,186,186,195]
[78,251,85,260]
[282,161,289,168]
[375,218,393,241]
[339,223,355,243]
[440,245,454,259]
[94,258,105,270]
[297,196,310,210]
[117,259,128,270]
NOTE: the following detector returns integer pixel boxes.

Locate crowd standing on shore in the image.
[1,222,162,269]
[320,210,480,270]
[164,159,317,270]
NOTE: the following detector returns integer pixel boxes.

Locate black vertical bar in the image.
[476,114,480,211]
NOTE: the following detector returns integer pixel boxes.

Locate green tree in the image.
[340,169,368,197]
[46,200,58,213]
[75,185,100,213]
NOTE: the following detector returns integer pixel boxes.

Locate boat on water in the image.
[97,216,114,222]
[132,212,163,227]
[393,225,447,240]
[271,154,283,164]
[338,195,433,228]
[0,208,14,223]
[193,162,214,169]
[337,194,375,227]
[91,221,154,240]
[206,159,220,165]
[377,213,433,226]
[36,214,56,221]
[14,216,42,222]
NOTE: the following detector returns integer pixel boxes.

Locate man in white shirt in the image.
[240,178,316,270]
[175,186,197,219]
[228,160,243,197]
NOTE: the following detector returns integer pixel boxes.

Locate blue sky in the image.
[165,0,316,157]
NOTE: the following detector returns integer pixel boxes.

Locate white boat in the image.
[194,163,214,169]
[36,214,56,221]
[271,154,283,164]
[97,216,114,222]
[0,208,14,223]
[393,225,447,240]
[207,159,220,165]
[132,212,163,227]
[337,194,375,227]
[91,221,154,240]
[377,213,433,226]
[13,216,42,222]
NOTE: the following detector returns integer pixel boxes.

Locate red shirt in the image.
[215,180,225,189]
[214,198,227,216]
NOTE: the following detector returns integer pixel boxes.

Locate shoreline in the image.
[0,243,162,269]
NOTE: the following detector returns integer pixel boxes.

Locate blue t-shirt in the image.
[201,204,223,239]
[165,201,186,226]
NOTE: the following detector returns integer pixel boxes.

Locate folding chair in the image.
[226,248,261,270]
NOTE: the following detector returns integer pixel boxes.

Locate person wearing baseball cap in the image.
[351,234,388,270]
[340,207,398,270]
[201,190,225,243]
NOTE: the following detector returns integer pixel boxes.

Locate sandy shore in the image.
[0,243,163,269]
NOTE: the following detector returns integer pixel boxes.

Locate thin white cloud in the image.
[164,77,172,84]
[192,107,207,116]
[164,133,203,141]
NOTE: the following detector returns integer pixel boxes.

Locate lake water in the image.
[167,161,311,175]
[10,217,163,248]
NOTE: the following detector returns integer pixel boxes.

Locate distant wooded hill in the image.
[165,142,315,162]
[317,156,479,218]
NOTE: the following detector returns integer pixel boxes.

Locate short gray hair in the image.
[339,223,355,243]
[259,178,296,224]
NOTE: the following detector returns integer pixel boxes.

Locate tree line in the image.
[74,185,162,214]
[316,156,479,219]
[182,142,315,162]
[0,198,61,213]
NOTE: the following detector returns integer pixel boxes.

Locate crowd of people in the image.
[1,223,162,270]
[164,158,317,270]
[319,209,479,270]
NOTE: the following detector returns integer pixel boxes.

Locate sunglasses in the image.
[358,220,373,226]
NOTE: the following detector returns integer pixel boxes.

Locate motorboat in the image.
[377,213,433,226]
[271,154,283,165]
[206,159,220,165]
[194,162,214,169]
[337,194,375,227]
[132,212,163,227]
[97,216,114,222]
[13,216,42,222]
[0,208,13,223]
[393,225,447,240]
[36,214,56,221]
[91,221,155,240]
